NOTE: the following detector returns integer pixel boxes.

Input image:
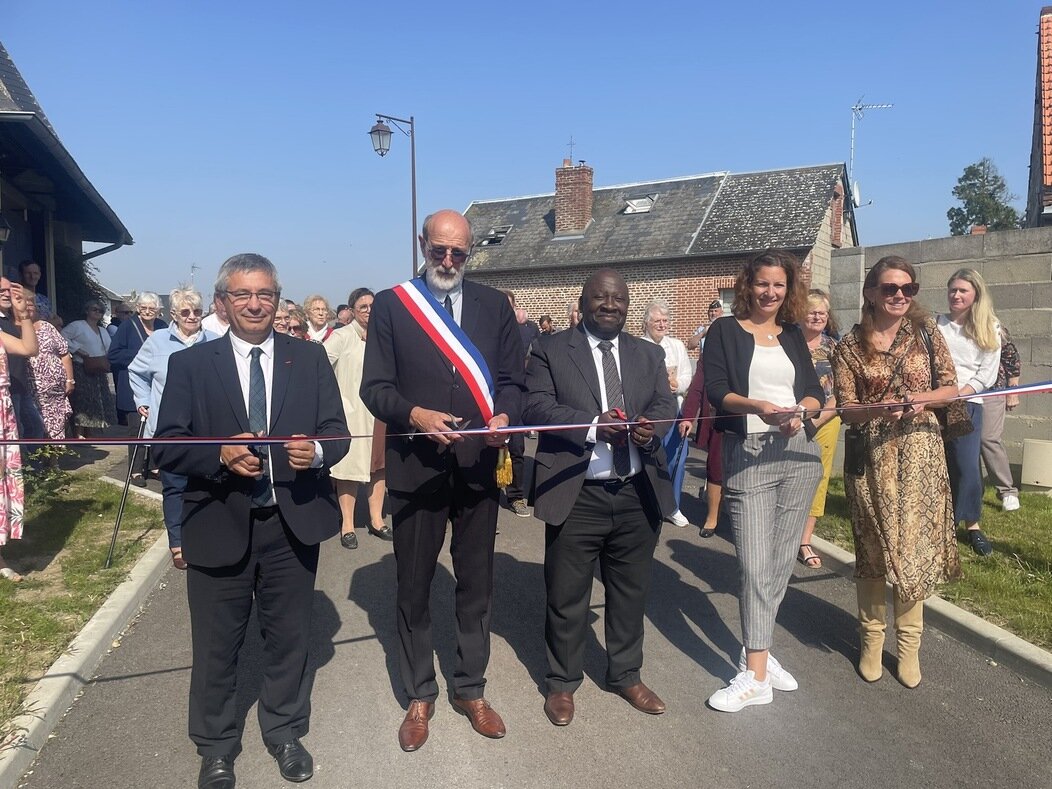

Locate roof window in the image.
[623,194,657,214]
[480,225,512,246]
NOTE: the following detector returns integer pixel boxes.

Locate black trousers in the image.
[544,476,661,693]
[505,430,526,502]
[390,466,498,703]
[186,508,319,757]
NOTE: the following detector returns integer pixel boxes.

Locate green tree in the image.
[947,157,1021,235]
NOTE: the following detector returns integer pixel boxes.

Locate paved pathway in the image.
[17,454,1052,789]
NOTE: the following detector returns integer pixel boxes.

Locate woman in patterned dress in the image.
[0,283,40,581]
[25,298,72,440]
[831,256,962,688]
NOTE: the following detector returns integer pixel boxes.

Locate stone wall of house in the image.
[830,227,1052,465]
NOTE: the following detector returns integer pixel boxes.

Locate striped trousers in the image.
[722,431,823,650]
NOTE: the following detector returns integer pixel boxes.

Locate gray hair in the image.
[83,298,105,315]
[642,298,671,332]
[214,253,282,297]
[169,286,203,314]
[135,291,161,309]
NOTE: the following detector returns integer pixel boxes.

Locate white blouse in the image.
[936,315,1000,404]
[61,320,111,357]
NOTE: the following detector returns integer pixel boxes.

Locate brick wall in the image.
[469,256,744,344]
[830,227,1052,465]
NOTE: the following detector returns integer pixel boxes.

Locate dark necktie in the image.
[248,347,273,506]
[443,294,453,319]
[597,340,631,477]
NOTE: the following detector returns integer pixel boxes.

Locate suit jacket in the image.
[152,332,350,567]
[523,325,678,526]
[360,279,524,494]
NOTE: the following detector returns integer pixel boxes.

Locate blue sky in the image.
[3,0,1041,303]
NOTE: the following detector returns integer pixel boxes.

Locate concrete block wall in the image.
[830,227,1052,465]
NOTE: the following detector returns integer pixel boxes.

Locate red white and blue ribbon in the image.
[391,278,494,423]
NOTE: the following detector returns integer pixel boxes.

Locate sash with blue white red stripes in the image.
[391,278,495,424]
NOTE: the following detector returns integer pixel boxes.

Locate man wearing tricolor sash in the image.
[361,209,525,753]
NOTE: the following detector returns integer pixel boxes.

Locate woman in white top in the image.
[304,294,334,343]
[640,299,692,528]
[61,299,116,438]
[326,288,390,549]
[937,268,1000,556]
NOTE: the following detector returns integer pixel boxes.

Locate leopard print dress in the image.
[831,317,962,601]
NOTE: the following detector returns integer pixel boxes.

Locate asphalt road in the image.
[17,455,1052,789]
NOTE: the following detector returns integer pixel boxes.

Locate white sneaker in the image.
[668,510,689,528]
[738,649,798,692]
[707,670,773,712]
[1002,494,1020,512]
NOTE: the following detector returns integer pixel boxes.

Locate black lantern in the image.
[0,214,10,247]
[369,120,393,157]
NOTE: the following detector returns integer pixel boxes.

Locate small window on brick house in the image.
[480,225,512,246]
[623,194,657,214]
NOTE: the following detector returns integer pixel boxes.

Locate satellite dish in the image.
[852,181,862,208]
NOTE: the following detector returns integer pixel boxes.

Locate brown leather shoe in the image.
[451,696,506,739]
[616,682,666,715]
[543,692,574,726]
[398,700,434,752]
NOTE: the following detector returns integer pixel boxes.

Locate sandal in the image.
[797,544,822,569]
[0,567,23,582]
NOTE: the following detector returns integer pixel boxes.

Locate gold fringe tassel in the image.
[495,445,512,489]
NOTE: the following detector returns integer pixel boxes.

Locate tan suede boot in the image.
[893,590,924,688]
[855,578,887,682]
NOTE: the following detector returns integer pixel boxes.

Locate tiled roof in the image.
[464,164,845,273]
[0,42,56,136]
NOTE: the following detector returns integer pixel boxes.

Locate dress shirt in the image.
[936,315,1000,403]
[201,313,229,336]
[228,331,323,474]
[582,328,642,480]
[428,282,463,325]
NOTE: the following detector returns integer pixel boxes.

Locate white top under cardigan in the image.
[936,315,1000,405]
[746,344,796,433]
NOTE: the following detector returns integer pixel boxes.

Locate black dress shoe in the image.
[198,755,236,789]
[340,531,358,550]
[266,738,313,782]
[368,524,394,541]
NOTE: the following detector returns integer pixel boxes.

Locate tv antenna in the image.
[849,97,893,207]
[190,263,200,287]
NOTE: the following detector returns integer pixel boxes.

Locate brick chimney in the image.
[554,159,593,235]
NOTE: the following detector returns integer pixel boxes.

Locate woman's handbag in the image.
[82,355,110,375]
[843,426,866,476]
[916,325,973,441]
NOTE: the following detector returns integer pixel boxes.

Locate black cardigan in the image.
[702,317,825,437]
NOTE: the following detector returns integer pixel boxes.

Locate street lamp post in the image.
[369,113,417,278]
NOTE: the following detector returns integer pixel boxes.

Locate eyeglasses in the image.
[806,311,828,318]
[138,306,158,313]
[426,245,470,264]
[877,282,920,298]
[176,308,204,318]
[222,289,279,305]
[355,304,371,313]
[274,315,290,323]
[289,323,304,331]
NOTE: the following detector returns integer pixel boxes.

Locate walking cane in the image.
[104,414,147,569]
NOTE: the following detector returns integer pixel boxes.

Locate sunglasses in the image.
[289,323,305,331]
[177,308,203,318]
[427,245,469,264]
[877,282,920,298]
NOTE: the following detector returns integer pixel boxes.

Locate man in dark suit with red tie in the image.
[153,254,348,788]
[361,209,524,752]
[523,268,677,727]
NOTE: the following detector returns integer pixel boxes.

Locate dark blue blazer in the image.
[152,331,349,567]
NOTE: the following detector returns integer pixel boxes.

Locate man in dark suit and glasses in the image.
[361,209,524,752]
[523,268,677,727]
[153,254,348,788]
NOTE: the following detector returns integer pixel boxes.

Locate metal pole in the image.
[410,115,418,279]
[104,415,147,569]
